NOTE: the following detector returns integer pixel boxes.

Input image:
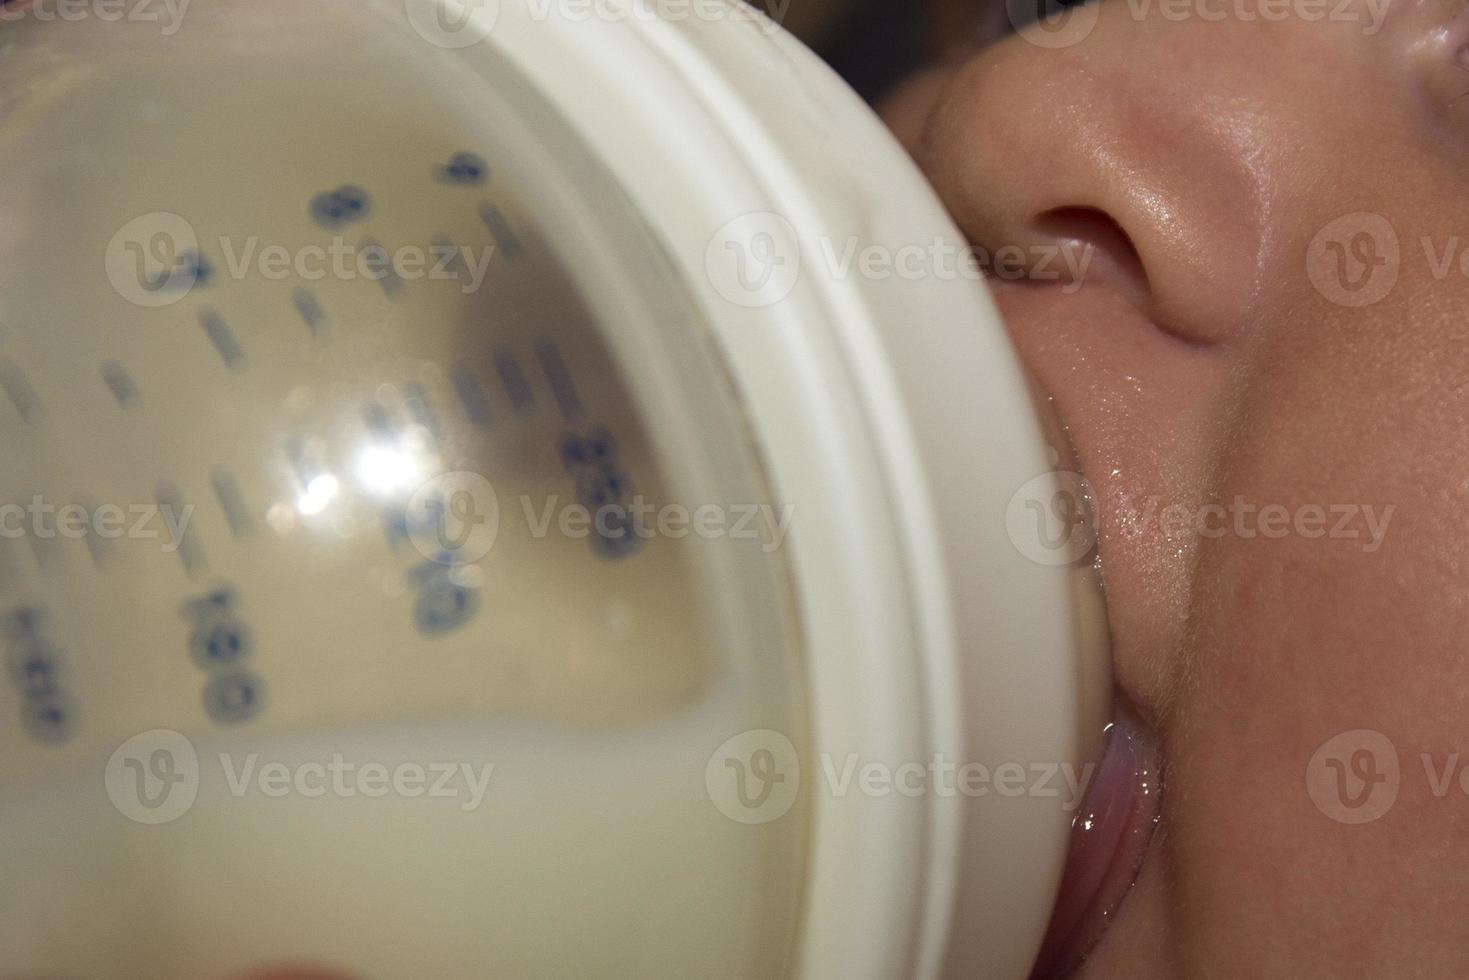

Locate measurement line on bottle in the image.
[211,467,255,539]
[157,482,206,577]
[294,288,327,334]
[0,358,42,423]
[451,366,493,429]
[100,360,139,409]
[199,309,246,370]
[478,202,523,261]
[535,338,583,421]
[403,381,442,438]
[495,350,535,414]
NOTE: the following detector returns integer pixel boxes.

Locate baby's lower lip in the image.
[1029,704,1163,979]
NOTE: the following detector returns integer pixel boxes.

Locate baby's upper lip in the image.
[985,270,1213,724]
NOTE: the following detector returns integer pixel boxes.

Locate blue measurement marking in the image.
[100,360,138,408]
[410,563,479,635]
[185,251,215,289]
[494,350,534,414]
[286,438,312,480]
[294,288,326,333]
[451,367,493,428]
[438,152,489,186]
[0,539,20,588]
[287,438,328,481]
[0,358,42,423]
[403,381,441,437]
[25,528,59,571]
[361,239,403,297]
[73,495,114,565]
[478,203,523,261]
[7,642,61,700]
[535,339,583,421]
[157,483,205,576]
[199,309,245,369]
[5,606,76,745]
[190,618,252,670]
[310,184,372,230]
[132,249,212,297]
[559,427,617,470]
[2,605,41,639]
[211,467,255,538]
[362,403,393,437]
[23,695,76,744]
[181,587,236,622]
[203,669,265,725]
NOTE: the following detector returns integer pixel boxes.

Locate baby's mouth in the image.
[1029,703,1163,979]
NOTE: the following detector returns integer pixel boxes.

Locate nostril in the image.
[1023,206,1222,350]
[1032,206,1150,304]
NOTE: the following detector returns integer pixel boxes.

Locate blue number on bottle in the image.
[310,185,373,229]
[23,695,75,744]
[438,152,489,185]
[190,620,253,670]
[203,670,265,725]
[7,641,62,699]
[411,563,479,635]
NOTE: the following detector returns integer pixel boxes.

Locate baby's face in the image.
[897,0,1469,975]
